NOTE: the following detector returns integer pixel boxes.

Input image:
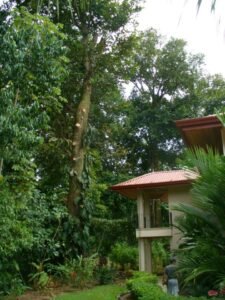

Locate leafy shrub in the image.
[126,272,208,300]
[0,260,27,295]
[94,266,116,285]
[62,254,97,287]
[9,277,28,296]
[131,271,158,282]
[46,263,72,283]
[28,255,98,289]
[109,242,138,270]
[29,261,50,290]
[126,271,158,290]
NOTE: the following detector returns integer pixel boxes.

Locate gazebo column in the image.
[138,239,152,273]
[137,191,152,273]
[137,191,145,229]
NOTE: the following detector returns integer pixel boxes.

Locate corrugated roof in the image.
[111,169,197,191]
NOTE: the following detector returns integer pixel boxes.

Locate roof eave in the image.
[175,115,222,130]
[111,179,193,191]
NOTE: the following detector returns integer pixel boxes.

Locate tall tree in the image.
[123,29,204,173]
[0,8,68,291]
[11,0,143,218]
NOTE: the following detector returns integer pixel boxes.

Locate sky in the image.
[1,0,225,76]
[137,0,225,76]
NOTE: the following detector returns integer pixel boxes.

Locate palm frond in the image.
[197,0,217,12]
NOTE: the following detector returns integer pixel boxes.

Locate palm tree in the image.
[197,0,217,12]
[174,148,225,291]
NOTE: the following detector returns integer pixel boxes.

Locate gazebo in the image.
[111,114,225,273]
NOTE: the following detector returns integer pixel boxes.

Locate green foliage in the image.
[64,255,98,287]
[0,260,27,296]
[126,272,207,300]
[91,217,136,256]
[0,7,68,295]
[126,271,158,289]
[126,272,163,300]
[94,266,116,285]
[152,239,170,274]
[174,149,225,292]
[1,1,225,298]
[122,29,206,172]
[47,263,72,283]
[29,261,50,290]
[110,242,138,270]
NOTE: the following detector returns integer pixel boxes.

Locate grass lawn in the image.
[55,284,126,300]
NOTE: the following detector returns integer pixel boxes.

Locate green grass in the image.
[56,284,126,300]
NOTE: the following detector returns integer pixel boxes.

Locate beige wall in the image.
[168,185,192,249]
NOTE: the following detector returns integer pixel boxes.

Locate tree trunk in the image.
[67,51,92,216]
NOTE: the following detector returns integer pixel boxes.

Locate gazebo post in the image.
[137,191,152,273]
[138,238,152,273]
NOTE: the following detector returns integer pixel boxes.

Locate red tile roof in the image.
[111,169,197,192]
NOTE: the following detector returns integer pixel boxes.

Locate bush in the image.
[28,254,98,289]
[126,271,158,290]
[29,261,50,290]
[60,254,98,287]
[94,266,116,285]
[130,271,158,282]
[109,242,138,270]
[126,272,208,300]
[0,260,27,295]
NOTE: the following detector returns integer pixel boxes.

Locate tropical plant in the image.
[65,254,98,287]
[174,148,225,292]
[197,0,217,12]
[29,261,50,290]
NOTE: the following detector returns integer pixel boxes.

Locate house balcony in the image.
[136,227,172,238]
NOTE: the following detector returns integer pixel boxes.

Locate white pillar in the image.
[138,239,145,271]
[137,191,152,273]
[144,239,152,273]
[138,239,152,273]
